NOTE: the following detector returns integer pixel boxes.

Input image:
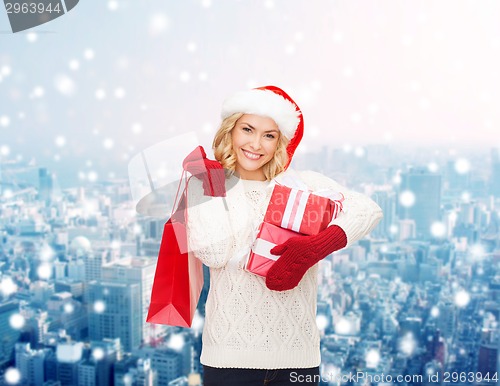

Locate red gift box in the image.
[245,222,300,277]
[263,184,343,236]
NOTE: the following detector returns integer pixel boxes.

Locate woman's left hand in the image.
[265,225,347,291]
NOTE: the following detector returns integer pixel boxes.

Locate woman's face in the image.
[231,114,280,180]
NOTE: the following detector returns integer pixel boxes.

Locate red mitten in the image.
[265,225,347,291]
[182,146,226,197]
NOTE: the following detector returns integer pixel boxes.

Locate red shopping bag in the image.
[146,175,203,327]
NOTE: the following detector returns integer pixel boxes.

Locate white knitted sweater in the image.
[186,170,382,369]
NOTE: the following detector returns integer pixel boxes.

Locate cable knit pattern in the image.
[186,170,383,369]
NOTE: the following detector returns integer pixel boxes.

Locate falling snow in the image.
[54,75,76,96]
[454,290,470,308]
[9,313,25,330]
[399,190,416,207]
[4,368,21,385]
[94,300,106,313]
[0,277,17,297]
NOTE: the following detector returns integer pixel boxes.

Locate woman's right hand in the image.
[182,146,226,197]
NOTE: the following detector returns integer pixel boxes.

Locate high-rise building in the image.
[151,348,184,385]
[38,167,53,204]
[55,342,84,386]
[15,343,48,386]
[87,281,141,352]
[399,167,441,239]
[101,257,159,346]
[489,148,500,196]
[371,188,396,239]
[0,301,22,367]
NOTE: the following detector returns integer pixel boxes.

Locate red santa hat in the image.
[221,85,304,168]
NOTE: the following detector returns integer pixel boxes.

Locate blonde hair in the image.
[212,113,290,181]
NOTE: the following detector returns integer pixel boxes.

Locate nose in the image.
[249,135,262,151]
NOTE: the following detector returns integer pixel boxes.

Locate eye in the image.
[265,133,276,139]
[242,127,252,132]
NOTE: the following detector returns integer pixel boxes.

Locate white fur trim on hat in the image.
[221,89,300,139]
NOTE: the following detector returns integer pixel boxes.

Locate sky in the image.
[1,0,500,186]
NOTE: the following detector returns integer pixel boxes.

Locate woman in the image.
[183,86,383,386]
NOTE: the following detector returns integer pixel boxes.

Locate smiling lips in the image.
[242,149,262,160]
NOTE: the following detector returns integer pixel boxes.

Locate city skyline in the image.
[1,144,499,385]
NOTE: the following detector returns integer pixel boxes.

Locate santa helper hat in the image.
[221,85,304,169]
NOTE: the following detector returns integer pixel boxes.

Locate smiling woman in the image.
[181,85,383,386]
[230,114,280,180]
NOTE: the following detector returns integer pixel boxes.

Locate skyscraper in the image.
[101,256,161,346]
[399,167,441,239]
[87,281,141,352]
[490,148,500,196]
[38,167,53,204]
[0,301,21,368]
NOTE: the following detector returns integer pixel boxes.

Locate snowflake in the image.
[454,290,470,308]
[454,158,471,174]
[114,88,126,99]
[167,334,185,351]
[461,191,471,201]
[1,65,11,76]
[123,374,133,386]
[4,368,21,385]
[191,311,205,334]
[64,303,75,314]
[37,263,52,280]
[131,123,143,134]
[316,314,329,331]
[26,32,37,42]
[430,306,439,318]
[354,146,365,157]
[84,49,95,60]
[94,300,106,313]
[399,333,417,356]
[427,162,439,172]
[399,190,416,207]
[365,349,380,368]
[430,222,446,238]
[179,71,191,82]
[470,244,485,260]
[108,1,118,11]
[54,75,76,96]
[92,347,105,361]
[1,277,17,297]
[343,67,354,77]
[0,115,10,127]
[342,143,352,153]
[264,0,275,9]
[284,44,295,55]
[149,14,169,36]
[333,32,343,43]
[103,138,114,149]
[88,171,98,182]
[95,89,106,100]
[334,318,352,335]
[9,313,25,330]
[69,60,79,71]
[54,136,66,147]
[40,244,55,261]
[32,86,45,98]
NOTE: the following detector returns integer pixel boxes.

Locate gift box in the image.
[245,222,300,277]
[263,184,343,236]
